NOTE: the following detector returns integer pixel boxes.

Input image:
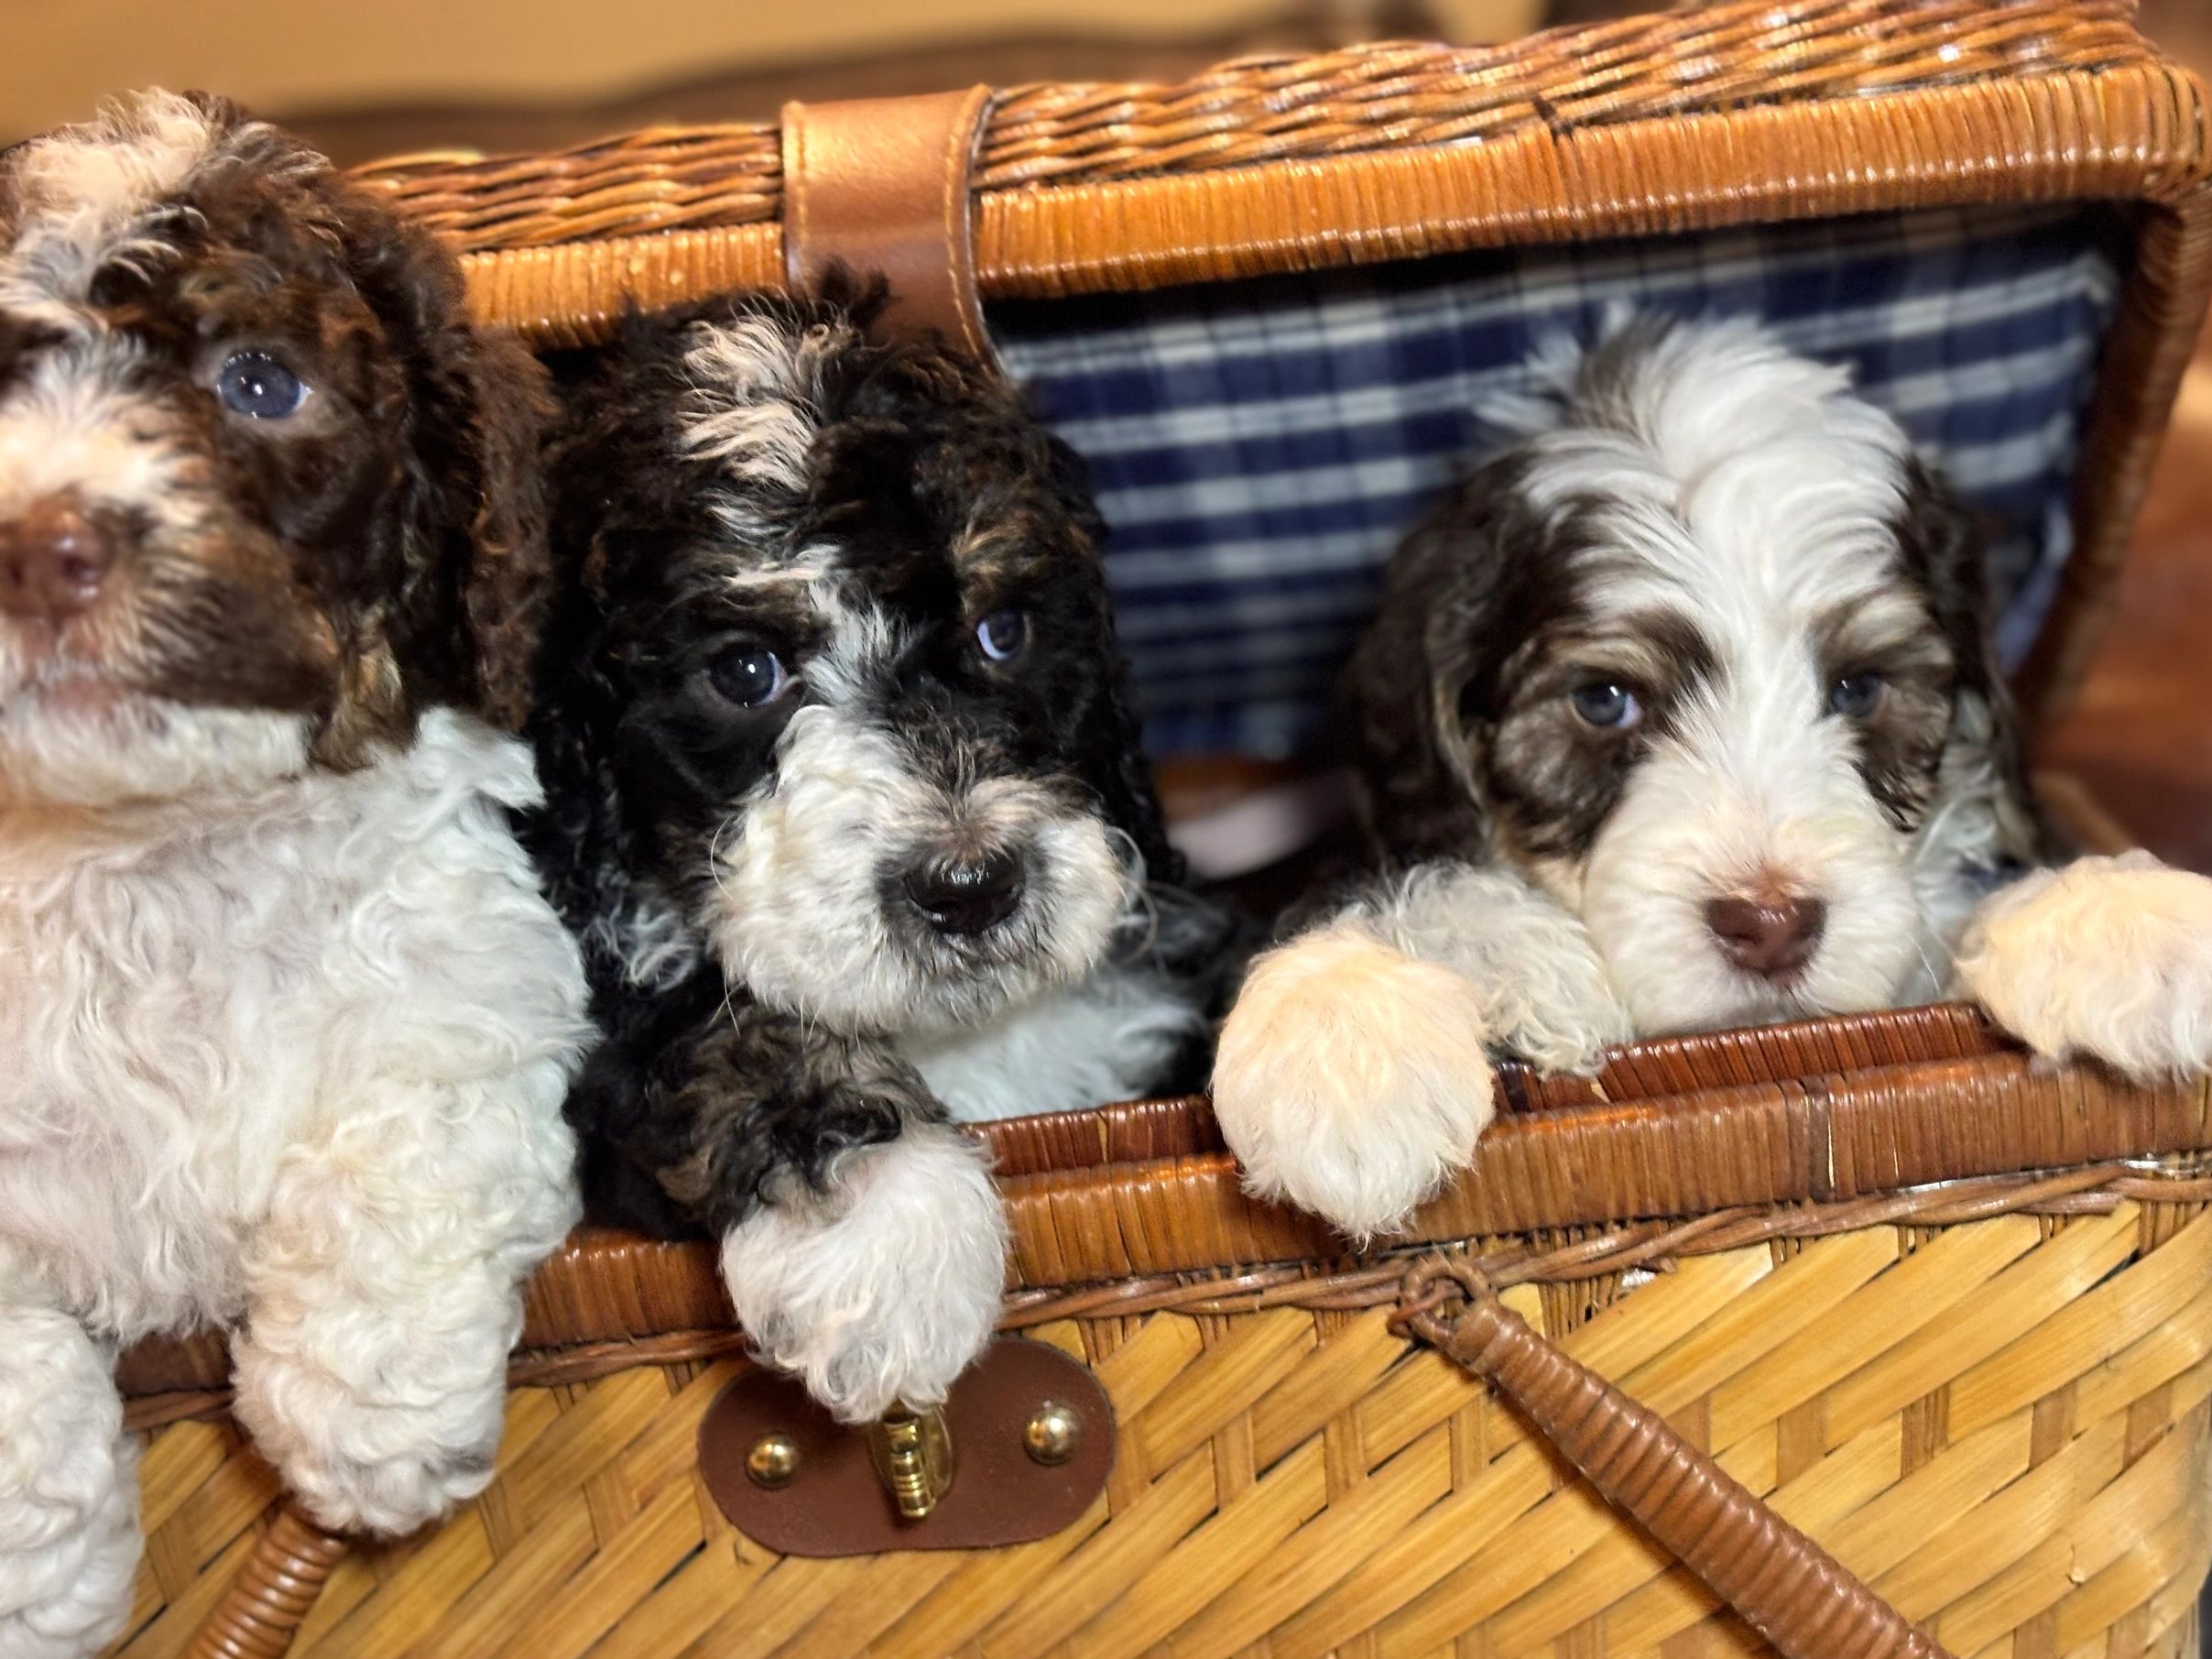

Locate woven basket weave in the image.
[114,1013,2212,1657]
[118,1184,2212,1658]
[100,2,2212,1654]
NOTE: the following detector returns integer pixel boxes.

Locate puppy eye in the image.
[1570,682,1642,729]
[975,610,1028,663]
[1828,670,1888,719]
[707,648,791,708]
[215,352,308,420]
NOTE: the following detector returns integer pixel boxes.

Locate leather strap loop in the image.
[780,87,994,362]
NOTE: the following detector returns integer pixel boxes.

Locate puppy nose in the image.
[0,496,114,625]
[1705,892,1827,980]
[903,849,1024,937]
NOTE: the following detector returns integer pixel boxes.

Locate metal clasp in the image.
[869,1406,954,1520]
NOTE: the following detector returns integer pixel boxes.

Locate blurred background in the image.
[4,0,1538,161]
[5,0,2207,868]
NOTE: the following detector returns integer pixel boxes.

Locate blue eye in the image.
[215,352,307,420]
[975,609,1028,663]
[1828,670,1887,719]
[708,648,790,708]
[1570,682,1641,729]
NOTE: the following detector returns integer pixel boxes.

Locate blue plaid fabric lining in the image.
[988,204,2127,760]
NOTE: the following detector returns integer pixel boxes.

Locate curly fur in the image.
[0,93,585,1656]
[1219,315,2211,1238]
[1957,852,2212,1078]
[528,278,1238,1417]
[0,1252,138,1659]
[719,1124,1008,1424]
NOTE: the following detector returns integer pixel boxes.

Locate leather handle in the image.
[780,87,994,361]
[1400,1259,1956,1659]
[182,1502,349,1659]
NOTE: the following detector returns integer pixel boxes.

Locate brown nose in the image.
[1705,892,1827,980]
[0,495,114,625]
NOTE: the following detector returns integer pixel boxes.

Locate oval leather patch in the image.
[698,1336,1115,1555]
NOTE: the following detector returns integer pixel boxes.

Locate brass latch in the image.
[699,1337,1115,1556]
[868,1406,954,1520]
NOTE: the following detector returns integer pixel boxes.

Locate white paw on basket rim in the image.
[717,1121,1010,1424]
[1211,922,1499,1243]
[1958,850,2212,1082]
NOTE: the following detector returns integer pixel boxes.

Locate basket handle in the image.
[183,1502,348,1659]
[1398,1258,1955,1659]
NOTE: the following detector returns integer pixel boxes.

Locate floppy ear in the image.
[1041,430,1110,548]
[1894,459,2058,864]
[1094,634,1183,886]
[1342,460,1533,868]
[519,583,641,957]
[343,193,557,729]
[522,349,673,955]
[0,140,21,240]
[452,326,557,728]
[1033,430,1182,884]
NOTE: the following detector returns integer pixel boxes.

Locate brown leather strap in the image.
[1400,1259,1956,1659]
[780,87,994,360]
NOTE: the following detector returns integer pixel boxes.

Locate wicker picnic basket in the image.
[104,3,2212,1656]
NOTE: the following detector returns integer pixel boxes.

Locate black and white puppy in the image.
[528,281,1230,1421]
[0,92,587,1657]
[1214,314,2212,1239]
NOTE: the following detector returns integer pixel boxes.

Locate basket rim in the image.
[348,0,2203,262]
[116,1152,2212,1423]
[113,1000,2212,1410]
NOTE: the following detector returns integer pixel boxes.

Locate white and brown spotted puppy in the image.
[0,93,588,1658]
[1214,314,2212,1239]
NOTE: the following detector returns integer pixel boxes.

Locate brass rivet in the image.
[1024,1400,1081,1466]
[746,1433,801,1489]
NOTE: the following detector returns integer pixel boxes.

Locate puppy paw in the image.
[1957,853,2212,1080]
[0,1306,140,1659]
[1212,923,1497,1240]
[231,1341,510,1537]
[721,1123,1009,1424]
[233,1256,522,1536]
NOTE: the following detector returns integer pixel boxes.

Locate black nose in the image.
[0,494,114,625]
[902,849,1024,937]
[1705,892,1827,981]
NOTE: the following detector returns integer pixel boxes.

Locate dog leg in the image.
[719,1120,1008,1424]
[0,1255,139,1659]
[1956,851,2212,1079]
[230,1079,578,1538]
[1370,864,1634,1073]
[1213,862,1628,1239]
[572,974,1008,1424]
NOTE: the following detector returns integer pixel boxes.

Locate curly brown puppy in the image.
[0,92,585,1657]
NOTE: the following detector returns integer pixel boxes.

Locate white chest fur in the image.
[0,711,587,1340]
[902,961,1205,1123]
